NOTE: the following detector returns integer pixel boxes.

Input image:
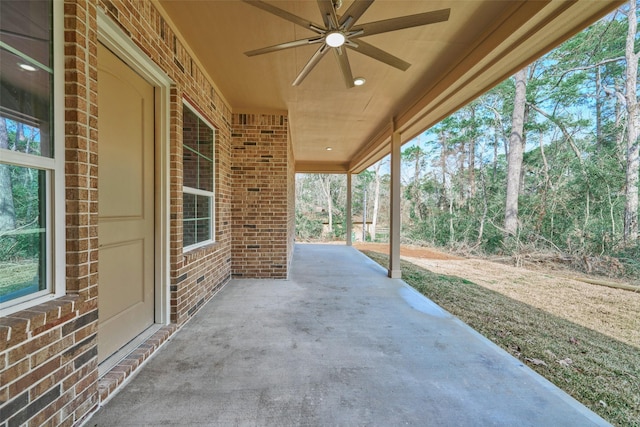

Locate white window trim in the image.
[1,0,65,315]
[182,100,216,253]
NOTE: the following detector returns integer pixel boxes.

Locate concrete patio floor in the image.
[86,244,609,426]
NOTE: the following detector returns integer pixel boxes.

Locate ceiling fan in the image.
[242,0,450,88]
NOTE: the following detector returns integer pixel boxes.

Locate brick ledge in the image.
[0,295,80,352]
[97,324,178,403]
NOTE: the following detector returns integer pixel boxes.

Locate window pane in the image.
[196,219,210,244]
[0,113,50,157]
[198,156,213,192]
[0,165,46,303]
[196,195,211,243]
[198,122,213,192]
[0,1,52,68]
[183,219,196,248]
[183,146,198,188]
[182,106,198,153]
[183,192,196,221]
[196,195,210,220]
[0,0,53,158]
[198,120,213,159]
[183,192,196,247]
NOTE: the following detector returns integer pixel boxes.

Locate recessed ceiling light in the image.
[19,63,37,72]
[326,147,333,151]
[353,77,366,86]
[325,32,346,48]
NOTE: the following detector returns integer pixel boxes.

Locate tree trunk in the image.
[319,175,333,233]
[0,118,16,232]
[623,0,639,244]
[469,107,476,201]
[493,122,499,181]
[476,171,488,247]
[615,84,626,158]
[439,130,448,210]
[449,194,455,246]
[371,161,382,240]
[596,67,603,150]
[413,148,422,221]
[362,189,367,241]
[458,141,465,207]
[504,67,528,236]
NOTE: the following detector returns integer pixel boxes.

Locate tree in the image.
[0,118,16,232]
[402,144,426,220]
[504,67,528,236]
[623,0,639,243]
[318,174,334,233]
[371,160,384,240]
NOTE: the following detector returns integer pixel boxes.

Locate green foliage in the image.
[394,6,638,271]
[612,243,640,277]
[330,206,347,239]
[295,211,323,240]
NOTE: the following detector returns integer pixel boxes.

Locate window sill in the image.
[0,294,80,351]
[182,241,221,263]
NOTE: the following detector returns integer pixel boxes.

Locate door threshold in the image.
[98,324,164,378]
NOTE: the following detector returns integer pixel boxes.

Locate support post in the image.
[346,172,353,246]
[389,127,401,278]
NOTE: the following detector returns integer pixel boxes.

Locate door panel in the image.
[97,43,155,363]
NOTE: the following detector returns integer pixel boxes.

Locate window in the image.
[0,0,63,311]
[182,103,215,251]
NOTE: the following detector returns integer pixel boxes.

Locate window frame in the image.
[0,0,65,314]
[182,100,216,252]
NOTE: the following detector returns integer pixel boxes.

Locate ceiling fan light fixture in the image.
[353,77,366,86]
[325,31,346,48]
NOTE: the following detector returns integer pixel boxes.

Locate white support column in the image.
[389,128,401,278]
[346,172,353,246]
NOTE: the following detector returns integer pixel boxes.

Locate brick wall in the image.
[0,2,100,425]
[231,113,294,278]
[169,90,232,324]
[1,0,237,425]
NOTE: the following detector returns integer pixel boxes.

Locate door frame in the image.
[97,9,172,327]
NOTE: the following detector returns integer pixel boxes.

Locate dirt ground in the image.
[354,242,640,349]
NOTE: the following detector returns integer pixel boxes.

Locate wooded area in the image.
[295,2,640,279]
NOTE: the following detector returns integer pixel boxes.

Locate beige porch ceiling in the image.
[156,0,623,173]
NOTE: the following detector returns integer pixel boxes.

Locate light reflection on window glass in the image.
[0,162,46,303]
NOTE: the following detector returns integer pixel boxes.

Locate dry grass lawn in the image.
[355,242,640,349]
[357,243,640,426]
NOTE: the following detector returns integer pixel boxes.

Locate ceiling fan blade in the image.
[334,47,355,88]
[293,44,331,86]
[245,37,324,57]
[339,0,374,31]
[355,8,450,37]
[348,39,411,71]
[242,0,324,34]
[317,0,339,30]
